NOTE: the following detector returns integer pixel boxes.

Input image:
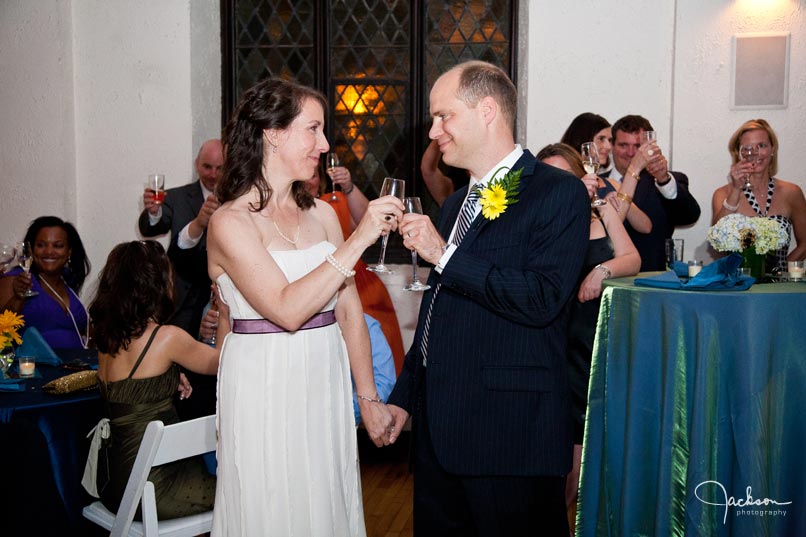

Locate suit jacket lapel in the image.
[459,151,536,249]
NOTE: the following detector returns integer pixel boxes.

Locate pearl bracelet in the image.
[357,394,383,404]
[722,198,739,212]
[325,253,356,278]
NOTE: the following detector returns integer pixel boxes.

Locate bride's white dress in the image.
[211,241,366,537]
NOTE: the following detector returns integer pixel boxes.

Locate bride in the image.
[207,78,402,536]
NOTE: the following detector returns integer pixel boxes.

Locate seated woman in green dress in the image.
[88,240,228,519]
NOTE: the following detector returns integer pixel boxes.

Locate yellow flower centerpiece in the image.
[479,167,522,220]
[0,310,24,374]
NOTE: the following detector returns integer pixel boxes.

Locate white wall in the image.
[0,0,220,298]
[0,0,76,230]
[524,0,806,262]
[2,0,804,284]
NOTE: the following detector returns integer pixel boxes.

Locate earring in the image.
[272,144,278,154]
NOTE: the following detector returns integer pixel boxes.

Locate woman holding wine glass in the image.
[711,118,806,271]
[536,143,641,524]
[207,77,402,535]
[0,216,91,349]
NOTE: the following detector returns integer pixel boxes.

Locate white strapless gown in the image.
[211,241,366,537]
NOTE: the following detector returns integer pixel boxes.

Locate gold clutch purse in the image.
[43,370,99,394]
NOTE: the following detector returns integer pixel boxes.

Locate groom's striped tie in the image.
[420,183,482,366]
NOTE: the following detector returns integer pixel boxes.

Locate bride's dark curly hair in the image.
[218,77,328,212]
[89,241,174,355]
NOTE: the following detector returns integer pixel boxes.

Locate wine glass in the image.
[402,197,430,292]
[326,152,340,201]
[366,177,406,274]
[17,241,38,297]
[739,144,759,190]
[581,142,606,208]
[0,243,16,273]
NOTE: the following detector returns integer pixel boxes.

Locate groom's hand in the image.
[387,404,409,444]
[400,214,446,265]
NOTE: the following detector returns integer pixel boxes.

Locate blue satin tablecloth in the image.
[577,277,805,537]
[0,349,101,536]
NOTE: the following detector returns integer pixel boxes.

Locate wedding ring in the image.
[390,426,395,433]
[384,215,392,221]
[407,232,412,238]
[647,149,654,156]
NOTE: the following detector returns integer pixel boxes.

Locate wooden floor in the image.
[359,430,414,537]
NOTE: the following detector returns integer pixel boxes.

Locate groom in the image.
[389,61,590,535]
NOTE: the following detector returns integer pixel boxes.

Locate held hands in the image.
[399,213,445,265]
[359,398,395,447]
[353,195,404,249]
[387,404,409,444]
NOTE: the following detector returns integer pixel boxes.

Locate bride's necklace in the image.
[38,274,90,349]
[272,208,300,245]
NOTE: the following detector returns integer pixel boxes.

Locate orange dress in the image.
[323,192,405,373]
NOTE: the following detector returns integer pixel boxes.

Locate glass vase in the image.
[1,346,14,377]
[741,247,766,279]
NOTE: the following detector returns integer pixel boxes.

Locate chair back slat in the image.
[153,415,217,466]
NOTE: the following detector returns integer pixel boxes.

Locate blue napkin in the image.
[671,261,689,278]
[0,375,25,390]
[17,327,63,366]
[636,254,754,291]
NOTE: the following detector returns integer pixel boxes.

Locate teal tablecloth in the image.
[577,277,805,536]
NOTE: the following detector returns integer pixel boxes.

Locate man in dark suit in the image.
[387,61,590,536]
[604,115,701,271]
[138,139,223,418]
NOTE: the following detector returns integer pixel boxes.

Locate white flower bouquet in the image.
[707,214,788,255]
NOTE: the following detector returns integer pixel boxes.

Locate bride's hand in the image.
[352,195,404,249]
[359,399,394,447]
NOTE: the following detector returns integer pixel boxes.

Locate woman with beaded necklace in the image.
[711,119,806,271]
[0,216,90,349]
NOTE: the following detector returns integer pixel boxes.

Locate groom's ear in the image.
[479,95,498,126]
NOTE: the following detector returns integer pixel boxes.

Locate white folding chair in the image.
[83,415,216,537]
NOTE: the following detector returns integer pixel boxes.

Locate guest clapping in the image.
[0,216,90,349]
[711,119,806,271]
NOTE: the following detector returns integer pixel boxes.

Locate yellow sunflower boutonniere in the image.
[0,310,25,349]
[479,166,522,220]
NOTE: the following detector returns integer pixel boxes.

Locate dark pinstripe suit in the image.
[389,150,589,483]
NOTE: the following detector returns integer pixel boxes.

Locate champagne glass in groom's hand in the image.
[366,177,405,274]
[402,197,430,292]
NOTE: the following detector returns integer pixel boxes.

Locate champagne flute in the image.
[366,177,405,274]
[739,144,759,190]
[581,142,606,208]
[17,241,38,297]
[402,197,430,292]
[326,152,340,201]
[148,174,166,205]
